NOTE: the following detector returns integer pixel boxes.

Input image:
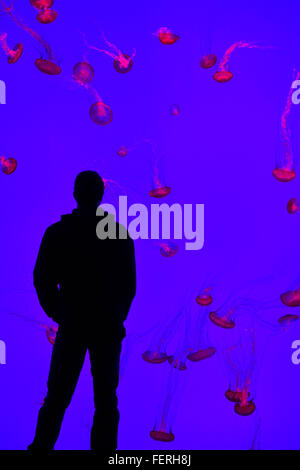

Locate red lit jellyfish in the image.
[73,62,94,85]
[273,71,300,182]
[9,312,58,345]
[159,242,178,258]
[0,32,23,63]
[213,41,268,83]
[1,156,17,174]
[0,0,61,74]
[30,0,57,24]
[83,32,135,74]
[200,54,217,69]
[280,287,300,307]
[209,308,235,329]
[72,66,112,126]
[287,198,300,214]
[186,304,216,362]
[169,104,180,116]
[278,313,300,326]
[196,287,213,306]
[224,328,256,416]
[154,27,180,45]
[149,157,171,198]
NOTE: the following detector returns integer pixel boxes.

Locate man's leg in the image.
[88,334,123,451]
[28,323,87,450]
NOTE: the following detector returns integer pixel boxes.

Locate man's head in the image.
[74,171,104,209]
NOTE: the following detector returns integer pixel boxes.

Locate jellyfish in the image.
[149,153,171,197]
[142,349,169,364]
[278,314,300,325]
[196,287,213,306]
[280,288,300,307]
[0,33,23,63]
[83,32,135,74]
[1,156,17,175]
[0,0,61,74]
[8,312,57,345]
[73,62,94,85]
[169,104,180,116]
[73,69,112,126]
[273,71,300,182]
[155,27,179,45]
[209,309,235,329]
[200,54,217,69]
[37,9,58,24]
[159,242,178,258]
[187,346,216,362]
[213,41,269,83]
[30,0,57,24]
[287,198,300,214]
[89,101,113,126]
[117,146,128,157]
[223,329,256,416]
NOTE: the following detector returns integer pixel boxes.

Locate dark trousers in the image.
[28,321,123,451]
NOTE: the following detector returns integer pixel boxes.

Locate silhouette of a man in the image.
[28,171,136,451]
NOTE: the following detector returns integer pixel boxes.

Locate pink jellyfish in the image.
[209,308,235,329]
[196,287,213,306]
[117,146,128,157]
[213,41,268,83]
[287,198,300,214]
[83,32,135,74]
[73,62,94,85]
[30,0,57,24]
[159,242,178,258]
[273,71,300,182]
[46,326,58,345]
[187,346,216,362]
[1,156,17,175]
[169,104,180,116]
[234,387,256,416]
[89,102,113,126]
[280,288,300,307]
[0,0,61,74]
[0,33,23,63]
[155,27,179,45]
[200,54,217,69]
[149,150,171,197]
[142,350,169,364]
[150,428,175,442]
[278,314,300,325]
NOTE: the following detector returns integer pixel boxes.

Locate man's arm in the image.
[34,227,64,323]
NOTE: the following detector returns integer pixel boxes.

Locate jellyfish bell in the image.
[7,43,23,64]
[213,70,233,83]
[234,400,256,416]
[272,167,296,182]
[73,62,94,85]
[89,102,113,126]
[280,289,300,307]
[142,350,169,364]
[187,347,216,362]
[37,9,58,24]
[149,186,171,198]
[209,311,235,329]
[225,389,243,403]
[150,430,175,442]
[1,157,17,175]
[30,0,53,9]
[287,198,300,214]
[35,58,61,75]
[168,356,187,371]
[170,104,180,116]
[196,294,213,306]
[160,242,178,258]
[113,54,133,73]
[117,146,128,157]
[46,326,57,345]
[278,314,300,325]
[200,54,217,69]
[157,27,179,45]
